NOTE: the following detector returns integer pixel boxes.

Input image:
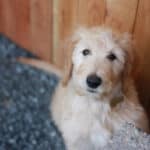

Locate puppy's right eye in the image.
[82,49,91,56]
[107,53,117,61]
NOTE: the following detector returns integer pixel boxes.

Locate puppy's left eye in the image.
[107,53,117,61]
[82,49,91,56]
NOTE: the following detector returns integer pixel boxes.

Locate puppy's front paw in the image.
[90,125,111,149]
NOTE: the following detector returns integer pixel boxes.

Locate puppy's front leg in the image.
[65,137,94,150]
[90,123,112,149]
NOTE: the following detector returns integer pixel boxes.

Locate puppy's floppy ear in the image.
[62,39,75,86]
[61,28,81,86]
[119,33,140,92]
[119,33,136,77]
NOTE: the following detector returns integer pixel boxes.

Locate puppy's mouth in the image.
[87,88,97,93]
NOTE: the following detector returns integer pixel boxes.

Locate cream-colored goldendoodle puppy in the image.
[51,26,149,150]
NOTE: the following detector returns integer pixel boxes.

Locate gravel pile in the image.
[104,123,150,150]
[0,34,149,150]
[0,60,65,150]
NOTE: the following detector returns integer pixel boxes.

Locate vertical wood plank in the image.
[30,0,53,62]
[0,1,4,31]
[0,0,32,55]
[133,0,150,111]
[78,0,105,27]
[105,0,138,32]
[53,0,78,68]
[0,0,16,37]
[0,0,53,62]
[13,0,31,49]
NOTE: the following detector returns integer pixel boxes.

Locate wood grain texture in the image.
[133,0,150,110]
[0,0,16,37]
[30,0,53,62]
[78,0,105,26]
[0,0,31,49]
[0,1,4,31]
[105,0,138,32]
[13,0,31,49]
[53,0,78,68]
[0,0,53,62]
[0,1,4,32]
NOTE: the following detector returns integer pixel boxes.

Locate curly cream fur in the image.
[51,26,149,150]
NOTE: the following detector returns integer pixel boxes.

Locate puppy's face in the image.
[63,27,134,98]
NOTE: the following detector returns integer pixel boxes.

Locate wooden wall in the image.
[0,0,150,110]
[0,0,149,69]
[0,0,53,62]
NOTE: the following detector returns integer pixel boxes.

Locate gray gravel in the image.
[0,34,149,150]
[104,123,150,150]
[0,60,65,150]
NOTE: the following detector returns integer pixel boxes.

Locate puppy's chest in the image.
[68,96,110,125]
[61,96,113,147]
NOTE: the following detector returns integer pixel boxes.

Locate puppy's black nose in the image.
[86,74,102,89]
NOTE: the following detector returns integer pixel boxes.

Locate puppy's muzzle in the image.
[86,74,102,89]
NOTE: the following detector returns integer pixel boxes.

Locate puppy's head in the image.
[62,27,137,98]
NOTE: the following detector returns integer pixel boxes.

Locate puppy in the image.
[51,27,149,150]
